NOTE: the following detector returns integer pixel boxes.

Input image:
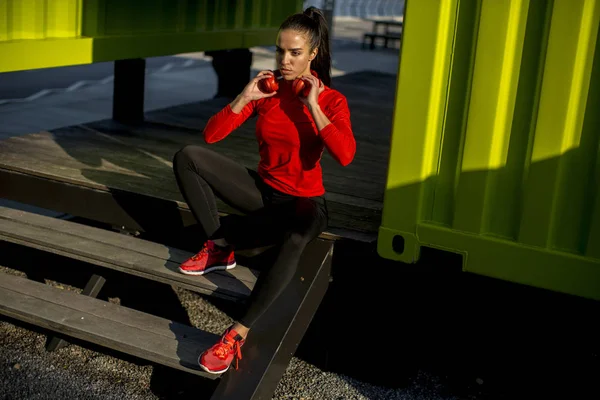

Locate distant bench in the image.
[362,18,403,50]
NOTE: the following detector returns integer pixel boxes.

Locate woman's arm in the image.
[300,75,356,166]
[203,95,255,144]
[230,94,252,114]
[308,95,356,167]
[204,70,278,143]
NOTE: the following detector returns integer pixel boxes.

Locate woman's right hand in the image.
[240,70,279,102]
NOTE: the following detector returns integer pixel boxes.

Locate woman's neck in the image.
[299,67,312,77]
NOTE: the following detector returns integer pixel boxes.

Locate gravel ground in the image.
[2,235,600,400]
[0,262,474,400]
[0,324,463,400]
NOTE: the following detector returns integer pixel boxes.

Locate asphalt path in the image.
[0,56,205,100]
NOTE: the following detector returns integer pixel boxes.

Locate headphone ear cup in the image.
[292,78,305,97]
[292,76,321,97]
[258,71,279,94]
[258,76,278,93]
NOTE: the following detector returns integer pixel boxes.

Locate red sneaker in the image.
[199,327,245,374]
[179,240,236,275]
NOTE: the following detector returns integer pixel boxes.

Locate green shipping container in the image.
[378,0,600,301]
[0,0,302,73]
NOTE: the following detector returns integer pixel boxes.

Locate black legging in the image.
[172,144,328,328]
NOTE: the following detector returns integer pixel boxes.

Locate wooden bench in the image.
[0,205,256,302]
[362,32,402,50]
[0,205,334,399]
[362,18,403,50]
[0,272,222,379]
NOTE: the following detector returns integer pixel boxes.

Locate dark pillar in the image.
[113,58,146,124]
[205,48,253,99]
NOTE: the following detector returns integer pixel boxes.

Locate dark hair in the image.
[279,6,332,87]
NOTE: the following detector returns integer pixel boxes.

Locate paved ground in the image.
[0,17,400,138]
[0,56,190,100]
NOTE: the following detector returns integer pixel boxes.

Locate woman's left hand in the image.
[299,74,325,109]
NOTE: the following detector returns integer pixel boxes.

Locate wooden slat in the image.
[0,128,386,206]
[1,127,387,203]
[0,206,256,301]
[0,273,219,379]
[0,151,381,234]
[0,154,381,233]
[0,149,184,204]
[0,206,258,283]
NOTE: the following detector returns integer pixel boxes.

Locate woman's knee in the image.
[285,217,326,249]
[173,144,199,166]
[173,145,190,170]
[173,145,215,176]
[286,231,312,249]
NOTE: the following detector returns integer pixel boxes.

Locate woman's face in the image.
[276,29,317,81]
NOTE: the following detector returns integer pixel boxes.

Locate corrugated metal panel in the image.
[0,0,302,72]
[0,0,296,41]
[81,0,296,36]
[378,0,600,300]
[0,0,81,41]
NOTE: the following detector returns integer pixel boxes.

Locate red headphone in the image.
[258,70,321,97]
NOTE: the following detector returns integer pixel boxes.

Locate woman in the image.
[172,6,356,374]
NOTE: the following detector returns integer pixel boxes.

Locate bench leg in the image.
[210,239,334,400]
[46,274,107,352]
[112,225,140,237]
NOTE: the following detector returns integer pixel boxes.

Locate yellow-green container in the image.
[0,0,302,73]
[378,0,600,301]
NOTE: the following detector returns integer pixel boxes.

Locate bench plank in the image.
[0,273,219,379]
[0,134,382,234]
[0,136,385,211]
[24,122,390,198]
[82,121,390,184]
[0,206,257,301]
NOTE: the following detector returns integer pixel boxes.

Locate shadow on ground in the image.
[2,226,599,400]
[295,238,600,400]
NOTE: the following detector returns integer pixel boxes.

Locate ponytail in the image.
[280,6,332,87]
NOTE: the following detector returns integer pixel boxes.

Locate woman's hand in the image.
[298,74,325,109]
[299,74,330,131]
[230,70,278,113]
[240,70,279,102]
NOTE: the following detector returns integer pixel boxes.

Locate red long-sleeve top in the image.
[203,78,356,197]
